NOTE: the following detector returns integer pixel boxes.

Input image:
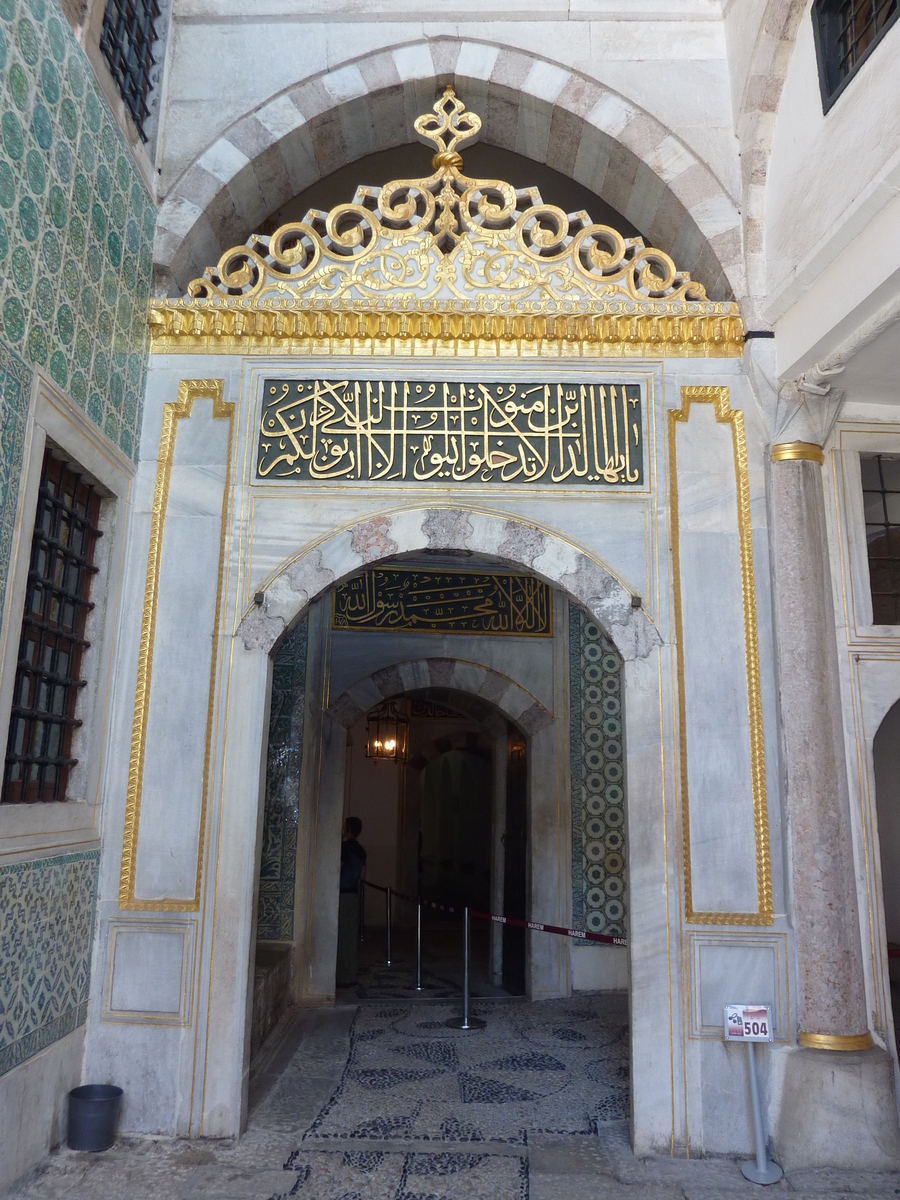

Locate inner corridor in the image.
[7,996,900,1200]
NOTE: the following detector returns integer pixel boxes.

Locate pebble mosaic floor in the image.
[301,998,629,1148]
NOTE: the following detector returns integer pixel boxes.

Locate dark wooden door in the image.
[502,725,527,995]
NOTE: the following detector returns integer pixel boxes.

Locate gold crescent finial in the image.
[414,85,481,170]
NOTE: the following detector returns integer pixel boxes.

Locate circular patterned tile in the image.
[11,242,32,288]
[0,161,14,208]
[0,212,7,259]
[80,285,96,323]
[49,349,66,386]
[2,110,25,159]
[75,325,91,367]
[62,257,79,299]
[54,138,71,182]
[59,96,77,140]
[8,61,29,109]
[32,101,53,150]
[34,276,54,321]
[47,15,65,63]
[17,17,38,67]
[26,147,46,194]
[56,301,74,344]
[70,370,86,406]
[67,213,85,254]
[17,194,38,240]
[0,25,7,72]
[40,58,59,105]
[2,295,25,341]
[93,349,108,386]
[107,229,121,266]
[66,54,85,98]
[79,130,94,172]
[26,323,48,364]
[84,88,100,132]
[96,161,111,203]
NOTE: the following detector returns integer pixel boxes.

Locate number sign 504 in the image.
[724,1004,773,1042]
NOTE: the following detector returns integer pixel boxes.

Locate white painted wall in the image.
[765,5,900,371]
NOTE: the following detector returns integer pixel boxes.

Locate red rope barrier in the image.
[362,880,627,947]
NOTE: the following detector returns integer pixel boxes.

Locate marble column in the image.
[770,442,869,1047]
[771,440,900,1169]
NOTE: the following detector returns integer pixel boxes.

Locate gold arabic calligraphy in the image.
[332,569,552,636]
[258,379,642,485]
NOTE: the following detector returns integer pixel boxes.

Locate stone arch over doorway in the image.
[153,38,743,302]
[237,506,660,665]
[325,658,554,736]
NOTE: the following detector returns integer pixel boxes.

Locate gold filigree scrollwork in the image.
[156,87,743,356]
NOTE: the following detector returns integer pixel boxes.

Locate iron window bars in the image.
[861,453,900,625]
[99,0,161,141]
[813,0,899,111]
[2,452,102,804]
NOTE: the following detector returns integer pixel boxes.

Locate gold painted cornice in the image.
[799,1031,874,1051]
[771,441,824,464]
[148,301,744,357]
[149,88,743,358]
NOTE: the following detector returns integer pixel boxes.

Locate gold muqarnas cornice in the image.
[150,88,743,358]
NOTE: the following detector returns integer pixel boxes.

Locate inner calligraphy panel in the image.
[258,379,642,485]
[332,569,552,636]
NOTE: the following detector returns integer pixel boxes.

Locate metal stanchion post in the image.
[386,885,393,965]
[446,907,485,1030]
[415,900,423,992]
[741,1041,782,1185]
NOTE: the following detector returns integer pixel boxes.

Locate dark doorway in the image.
[503,725,528,995]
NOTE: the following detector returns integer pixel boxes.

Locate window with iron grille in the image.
[1,452,102,804]
[813,0,899,111]
[99,0,161,141]
[861,453,900,625]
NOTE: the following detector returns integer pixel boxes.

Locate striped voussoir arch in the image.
[153,37,744,303]
[325,658,553,738]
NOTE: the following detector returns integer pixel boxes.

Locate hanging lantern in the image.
[365,698,410,763]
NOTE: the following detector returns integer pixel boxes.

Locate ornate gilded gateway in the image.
[332,568,552,636]
[149,88,743,357]
[259,378,641,484]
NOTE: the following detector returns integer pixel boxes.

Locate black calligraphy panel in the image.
[332,569,552,636]
[258,379,642,485]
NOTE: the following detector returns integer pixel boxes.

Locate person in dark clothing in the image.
[336,817,366,986]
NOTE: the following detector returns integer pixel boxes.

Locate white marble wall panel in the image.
[105,922,194,1023]
[133,401,230,901]
[688,931,788,1041]
[675,401,757,914]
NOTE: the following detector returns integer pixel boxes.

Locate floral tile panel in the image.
[0,849,99,1076]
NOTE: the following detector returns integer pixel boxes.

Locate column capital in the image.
[771,441,825,464]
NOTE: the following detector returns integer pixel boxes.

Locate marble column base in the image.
[775,1046,900,1169]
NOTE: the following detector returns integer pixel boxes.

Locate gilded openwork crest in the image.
[150,88,742,356]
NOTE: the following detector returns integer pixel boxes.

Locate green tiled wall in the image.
[0,0,154,1078]
[0,0,154,467]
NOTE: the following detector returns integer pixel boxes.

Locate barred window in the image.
[861,453,900,625]
[99,0,161,141]
[2,452,102,804]
[813,0,899,111]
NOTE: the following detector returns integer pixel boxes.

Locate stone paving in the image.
[5,1000,900,1200]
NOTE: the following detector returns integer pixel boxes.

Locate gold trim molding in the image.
[119,379,234,911]
[670,386,774,926]
[149,88,743,359]
[799,1031,874,1051]
[771,441,825,464]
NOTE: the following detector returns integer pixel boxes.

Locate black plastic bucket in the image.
[67,1084,122,1151]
